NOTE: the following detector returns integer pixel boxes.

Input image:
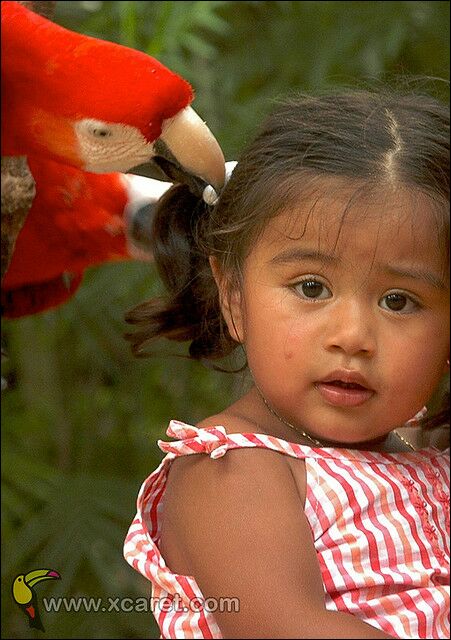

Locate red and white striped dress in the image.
[124,420,450,639]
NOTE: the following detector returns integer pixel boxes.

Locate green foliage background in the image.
[1,1,449,638]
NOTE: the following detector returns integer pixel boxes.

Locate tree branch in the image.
[1,1,57,281]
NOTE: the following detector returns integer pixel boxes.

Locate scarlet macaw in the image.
[1,1,225,187]
[1,0,224,315]
[1,156,172,318]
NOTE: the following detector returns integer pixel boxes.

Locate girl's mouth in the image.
[315,380,375,407]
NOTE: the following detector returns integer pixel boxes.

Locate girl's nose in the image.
[324,300,376,357]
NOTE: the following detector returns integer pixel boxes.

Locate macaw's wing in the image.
[2,272,83,318]
[1,156,173,318]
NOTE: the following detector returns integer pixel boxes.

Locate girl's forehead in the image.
[258,186,446,265]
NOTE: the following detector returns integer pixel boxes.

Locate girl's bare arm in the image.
[160,447,395,639]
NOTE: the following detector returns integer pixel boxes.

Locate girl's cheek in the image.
[283,318,320,356]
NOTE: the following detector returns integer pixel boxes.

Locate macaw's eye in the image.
[78,119,114,139]
[91,127,112,138]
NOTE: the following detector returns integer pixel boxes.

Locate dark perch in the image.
[1,1,56,281]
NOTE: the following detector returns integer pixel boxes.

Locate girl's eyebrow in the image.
[383,265,447,291]
[269,249,447,291]
[269,248,337,266]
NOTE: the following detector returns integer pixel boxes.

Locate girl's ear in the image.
[209,256,245,343]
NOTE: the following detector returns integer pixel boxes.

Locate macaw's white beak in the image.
[159,106,225,191]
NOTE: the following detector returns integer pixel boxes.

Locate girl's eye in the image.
[379,292,419,313]
[294,279,332,300]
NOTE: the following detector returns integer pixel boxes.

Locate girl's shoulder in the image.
[195,406,258,434]
[161,430,302,535]
[167,409,304,493]
[195,407,310,499]
[158,416,323,638]
[160,410,308,558]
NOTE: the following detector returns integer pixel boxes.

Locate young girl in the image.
[123,88,450,639]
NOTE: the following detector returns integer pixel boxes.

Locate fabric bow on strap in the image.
[158,420,229,459]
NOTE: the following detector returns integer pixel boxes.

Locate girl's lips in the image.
[315,382,375,407]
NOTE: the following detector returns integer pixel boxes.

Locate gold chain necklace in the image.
[259,392,324,447]
[392,429,416,451]
[257,388,416,451]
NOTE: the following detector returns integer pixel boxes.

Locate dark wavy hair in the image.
[124,85,449,424]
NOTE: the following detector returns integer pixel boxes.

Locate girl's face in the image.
[225,187,449,444]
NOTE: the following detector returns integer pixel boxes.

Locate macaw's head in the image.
[1,1,225,190]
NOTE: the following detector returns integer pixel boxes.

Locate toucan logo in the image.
[12,568,61,632]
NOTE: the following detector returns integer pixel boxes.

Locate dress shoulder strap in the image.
[158,420,312,461]
[158,420,447,465]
